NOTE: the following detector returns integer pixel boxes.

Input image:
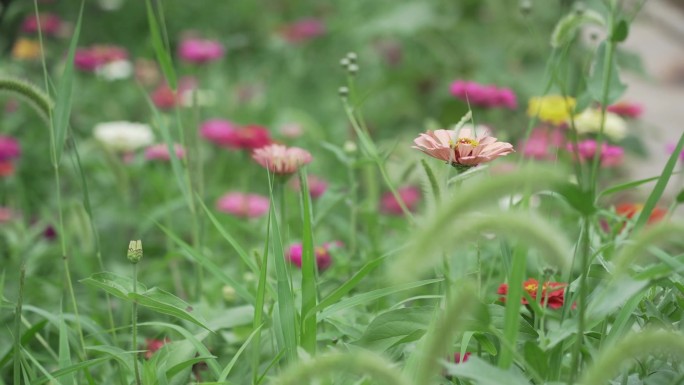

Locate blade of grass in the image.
[218,324,264,382]
[144,0,177,89]
[58,310,75,385]
[634,132,684,231]
[252,210,271,385]
[498,245,526,369]
[298,168,317,354]
[12,266,25,385]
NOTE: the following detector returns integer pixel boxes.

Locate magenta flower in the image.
[607,102,643,119]
[225,125,272,151]
[413,127,515,169]
[449,80,517,109]
[178,38,224,64]
[0,136,21,161]
[144,143,185,161]
[74,45,128,72]
[280,18,326,43]
[291,174,328,198]
[252,144,312,175]
[200,119,239,146]
[567,140,624,167]
[21,13,62,36]
[216,192,270,219]
[286,242,336,271]
[381,186,421,215]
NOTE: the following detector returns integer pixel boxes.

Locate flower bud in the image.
[343,141,357,153]
[127,240,143,264]
[340,58,350,68]
[222,285,237,302]
[346,52,357,62]
[347,64,359,75]
[338,86,349,97]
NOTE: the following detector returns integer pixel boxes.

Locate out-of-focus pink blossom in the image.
[216,192,270,219]
[252,144,312,175]
[567,140,624,167]
[178,38,224,64]
[286,242,337,271]
[520,127,565,160]
[21,13,62,36]
[152,77,198,110]
[144,143,185,161]
[606,102,643,119]
[279,123,304,139]
[374,39,403,66]
[226,125,272,151]
[290,174,328,198]
[0,136,21,161]
[449,80,517,110]
[454,352,471,364]
[145,338,170,360]
[666,143,684,161]
[135,59,160,87]
[0,162,15,177]
[200,119,239,146]
[0,207,14,223]
[380,186,421,215]
[280,18,326,43]
[74,45,128,72]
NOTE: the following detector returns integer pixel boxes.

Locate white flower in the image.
[97,0,125,11]
[95,60,133,81]
[571,108,627,141]
[94,121,154,152]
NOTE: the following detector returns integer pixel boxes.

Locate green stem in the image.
[132,263,142,385]
[568,216,591,385]
[13,266,25,385]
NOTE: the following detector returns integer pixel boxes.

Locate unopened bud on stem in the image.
[127,240,143,264]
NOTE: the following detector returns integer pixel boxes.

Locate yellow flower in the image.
[527,95,576,125]
[11,38,42,60]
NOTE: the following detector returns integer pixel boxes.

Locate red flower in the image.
[497,278,566,309]
[0,161,15,177]
[145,338,170,359]
[615,203,667,225]
[454,352,471,363]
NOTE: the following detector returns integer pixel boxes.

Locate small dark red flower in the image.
[145,338,170,359]
[454,352,471,363]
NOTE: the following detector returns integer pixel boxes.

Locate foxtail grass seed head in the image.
[127,240,143,264]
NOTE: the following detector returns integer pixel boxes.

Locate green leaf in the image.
[611,19,629,42]
[555,182,596,215]
[217,324,263,382]
[356,307,434,351]
[587,41,626,105]
[319,278,443,319]
[634,130,683,231]
[80,272,147,301]
[444,356,531,385]
[676,189,684,204]
[51,1,83,162]
[144,0,177,89]
[129,288,212,332]
[298,168,318,354]
[58,312,74,385]
[523,341,549,378]
[86,345,134,373]
[597,174,664,199]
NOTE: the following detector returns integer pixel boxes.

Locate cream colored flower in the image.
[571,108,627,141]
[94,121,154,152]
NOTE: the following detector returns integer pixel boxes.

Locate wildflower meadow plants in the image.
[1,1,684,385]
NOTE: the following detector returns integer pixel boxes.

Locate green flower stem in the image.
[568,216,591,385]
[12,266,25,385]
[132,263,142,385]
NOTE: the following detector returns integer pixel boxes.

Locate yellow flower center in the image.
[450,137,479,148]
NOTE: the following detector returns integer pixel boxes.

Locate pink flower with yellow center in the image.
[252,144,312,175]
[413,127,514,171]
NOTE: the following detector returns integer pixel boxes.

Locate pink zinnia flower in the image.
[413,128,514,170]
[380,186,421,215]
[178,38,224,64]
[280,18,326,43]
[520,127,564,160]
[286,242,336,271]
[0,136,21,161]
[252,144,312,175]
[449,81,517,110]
[607,102,643,119]
[144,143,185,161]
[74,45,128,72]
[226,125,272,151]
[200,119,240,146]
[21,13,62,36]
[216,192,270,219]
[291,174,328,198]
[567,140,624,167]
